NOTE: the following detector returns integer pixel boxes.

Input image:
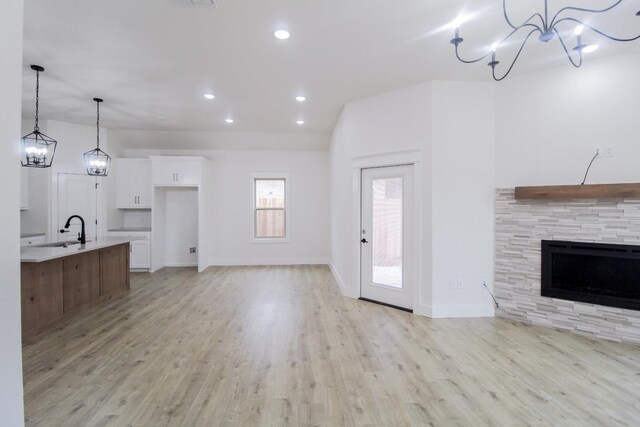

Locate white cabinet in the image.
[116,159,152,209]
[130,239,151,269]
[151,157,201,186]
[20,235,46,246]
[107,231,151,270]
[20,167,29,211]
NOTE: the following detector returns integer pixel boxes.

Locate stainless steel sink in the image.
[34,241,83,248]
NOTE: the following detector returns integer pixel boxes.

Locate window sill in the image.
[251,238,290,244]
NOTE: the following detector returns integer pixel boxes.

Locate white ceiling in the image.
[22,0,640,135]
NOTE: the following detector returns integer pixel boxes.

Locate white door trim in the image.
[350,150,423,311]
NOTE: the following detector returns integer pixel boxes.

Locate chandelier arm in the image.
[455,25,541,64]
[503,0,546,31]
[549,0,623,28]
[553,17,640,42]
[554,28,583,68]
[492,29,539,82]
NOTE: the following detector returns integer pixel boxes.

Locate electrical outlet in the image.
[594,145,615,157]
[604,145,615,157]
[189,247,197,254]
[450,279,463,290]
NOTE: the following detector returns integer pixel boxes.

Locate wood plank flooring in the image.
[23,265,640,426]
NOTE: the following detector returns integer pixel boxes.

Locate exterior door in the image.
[57,173,98,242]
[361,165,414,310]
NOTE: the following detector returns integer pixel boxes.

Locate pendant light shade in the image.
[84,98,111,176]
[21,65,57,168]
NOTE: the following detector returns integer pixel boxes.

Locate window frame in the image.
[250,172,290,243]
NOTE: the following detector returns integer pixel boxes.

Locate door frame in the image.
[350,150,423,311]
[51,163,106,241]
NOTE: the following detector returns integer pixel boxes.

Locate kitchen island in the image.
[21,237,134,340]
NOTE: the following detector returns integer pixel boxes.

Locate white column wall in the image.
[0,0,26,424]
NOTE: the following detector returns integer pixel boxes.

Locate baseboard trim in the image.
[209,258,330,266]
[329,264,359,299]
[426,304,495,319]
[163,263,198,268]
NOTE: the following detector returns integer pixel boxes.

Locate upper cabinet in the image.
[20,167,29,211]
[116,158,152,209]
[150,156,203,186]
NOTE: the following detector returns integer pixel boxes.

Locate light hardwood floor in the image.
[23,265,640,426]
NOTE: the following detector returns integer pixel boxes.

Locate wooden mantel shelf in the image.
[515,183,640,200]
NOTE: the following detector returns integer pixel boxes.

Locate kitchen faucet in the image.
[61,215,86,244]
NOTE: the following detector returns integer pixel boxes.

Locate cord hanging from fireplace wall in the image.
[483,281,499,309]
[580,152,599,185]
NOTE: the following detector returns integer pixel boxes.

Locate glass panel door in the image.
[360,165,414,310]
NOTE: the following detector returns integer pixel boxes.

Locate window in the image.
[253,175,288,241]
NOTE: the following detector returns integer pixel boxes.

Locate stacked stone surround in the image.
[494,188,640,344]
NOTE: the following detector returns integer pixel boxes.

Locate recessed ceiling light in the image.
[583,44,599,54]
[204,93,215,100]
[274,30,290,40]
[225,118,234,123]
[296,120,305,125]
[295,96,306,102]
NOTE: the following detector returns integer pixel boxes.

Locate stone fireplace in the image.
[495,189,640,344]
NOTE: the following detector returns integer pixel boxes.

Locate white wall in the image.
[431,81,495,317]
[40,120,112,238]
[125,148,330,266]
[329,83,432,299]
[162,187,198,266]
[329,81,496,318]
[496,53,640,187]
[20,119,48,235]
[105,129,127,230]
[0,0,26,424]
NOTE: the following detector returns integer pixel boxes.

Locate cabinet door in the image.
[152,159,201,186]
[174,161,200,185]
[21,259,64,336]
[116,159,139,208]
[63,251,100,312]
[151,161,177,186]
[20,167,29,210]
[136,160,152,208]
[130,240,150,269]
[100,244,130,296]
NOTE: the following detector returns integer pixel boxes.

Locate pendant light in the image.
[83,98,111,176]
[20,65,58,168]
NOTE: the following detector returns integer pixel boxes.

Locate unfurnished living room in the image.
[2,0,640,426]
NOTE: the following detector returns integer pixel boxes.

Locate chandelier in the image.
[20,65,58,168]
[450,0,640,81]
[83,98,111,176]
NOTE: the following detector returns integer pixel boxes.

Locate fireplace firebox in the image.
[541,240,640,311]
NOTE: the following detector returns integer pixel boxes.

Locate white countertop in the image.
[21,237,137,263]
[108,228,151,232]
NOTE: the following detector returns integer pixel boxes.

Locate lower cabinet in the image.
[108,231,151,270]
[21,259,64,334]
[63,251,100,312]
[100,244,130,296]
[21,243,130,339]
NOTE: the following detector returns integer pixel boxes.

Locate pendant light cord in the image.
[96,100,100,149]
[34,70,40,132]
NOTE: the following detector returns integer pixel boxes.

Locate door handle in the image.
[60,229,69,233]
[361,238,369,244]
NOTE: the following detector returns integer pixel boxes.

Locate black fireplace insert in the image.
[541,240,640,311]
